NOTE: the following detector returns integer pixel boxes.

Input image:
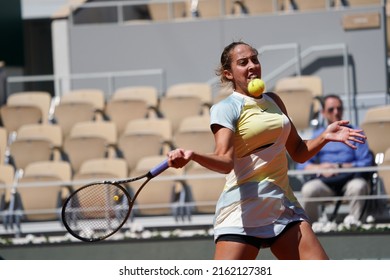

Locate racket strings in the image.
[63,183,131,241]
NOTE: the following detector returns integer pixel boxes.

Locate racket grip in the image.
[149,159,169,177]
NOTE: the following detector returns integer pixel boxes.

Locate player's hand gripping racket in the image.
[61,159,169,242]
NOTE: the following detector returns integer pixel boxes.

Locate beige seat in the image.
[9,138,54,171]
[335,0,382,7]
[148,1,187,21]
[173,115,214,154]
[75,158,128,179]
[60,88,106,121]
[69,120,117,151]
[72,158,128,191]
[360,119,390,158]
[159,96,204,134]
[277,89,316,132]
[274,75,323,102]
[71,158,130,219]
[186,0,234,18]
[12,160,72,222]
[129,155,184,218]
[0,164,15,213]
[122,118,173,152]
[166,82,213,110]
[184,162,224,214]
[8,123,64,171]
[0,105,43,135]
[118,123,165,173]
[233,0,285,15]
[378,147,390,203]
[6,91,52,124]
[0,126,7,164]
[274,75,323,130]
[360,105,390,158]
[105,99,149,136]
[16,123,63,160]
[63,121,116,174]
[290,0,334,11]
[362,105,390,122]
[53,102,96,139]
[112,86,159,111]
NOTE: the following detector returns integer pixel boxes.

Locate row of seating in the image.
[0,113,213,173]
[0,155,224,231]
[0,83,214,138]
[127,0,384,22]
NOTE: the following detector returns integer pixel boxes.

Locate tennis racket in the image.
[61,159,169,242]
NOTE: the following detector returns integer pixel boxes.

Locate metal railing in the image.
[1,165,389,237]
[6,68,166,99]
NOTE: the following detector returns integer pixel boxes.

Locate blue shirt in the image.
[296,125,373,169]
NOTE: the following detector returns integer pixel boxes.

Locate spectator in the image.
[298,94,373,224]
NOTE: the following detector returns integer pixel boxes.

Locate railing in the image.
[6,68,166,99]
[1,165,389,237]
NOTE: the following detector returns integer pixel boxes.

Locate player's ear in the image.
[224,69,233,81]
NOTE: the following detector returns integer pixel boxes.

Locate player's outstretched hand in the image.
[324,120,366,149]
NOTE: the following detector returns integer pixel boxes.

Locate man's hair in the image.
[321,94,343,108]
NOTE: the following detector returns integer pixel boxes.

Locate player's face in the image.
[224,44,261,95]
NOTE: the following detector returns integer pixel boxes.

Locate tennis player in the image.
[167,41,367,260]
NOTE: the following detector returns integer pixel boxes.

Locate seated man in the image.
[297,94,373,224]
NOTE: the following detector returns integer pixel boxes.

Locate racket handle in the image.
[149,159,169,177]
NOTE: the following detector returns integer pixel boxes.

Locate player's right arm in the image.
[168,124,234,174]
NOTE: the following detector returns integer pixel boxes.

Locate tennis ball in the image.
[248,78,265,97]
[113,195,119,201]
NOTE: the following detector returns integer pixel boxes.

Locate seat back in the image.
[61,88,105,112]
[186,0,234,18]
[129,155,183,217]
[276,89,315,131]
[118,132,164,172]
[124,118,173,148]
[159,96,204,134]
[105,99,148,136]
[76,158,128,180]
[0,126,7,164]
[7,91,52,124]
[53,102,96,139]
[166,82,213,106]
[15,160,71,221]
[362,105,390,123]
[9,139,53,171]
[361,120,390,157]
[63,137,108,174]
[378,147,390,202]
[0,164,15,209]
[291,0,333,11]
[112,86,159,109]
[184,162,224,214]
[173,115,214,153]
[148,1,187,21]
[0,105,42,134]
[16,175,63,221]
[236,0,285,15]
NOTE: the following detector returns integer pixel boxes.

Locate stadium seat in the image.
[128,155,184,218]
[184,162,224,215]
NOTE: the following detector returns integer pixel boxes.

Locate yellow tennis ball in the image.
[113,195,119,201]
[248,78,265,97]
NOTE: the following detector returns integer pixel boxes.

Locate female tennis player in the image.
[167,41,367,260]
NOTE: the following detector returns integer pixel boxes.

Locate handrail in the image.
[6,68,166,99]
[1,164,389,236]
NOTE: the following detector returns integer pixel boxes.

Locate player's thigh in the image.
[214,241,259,260]
[270,221,329,260]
